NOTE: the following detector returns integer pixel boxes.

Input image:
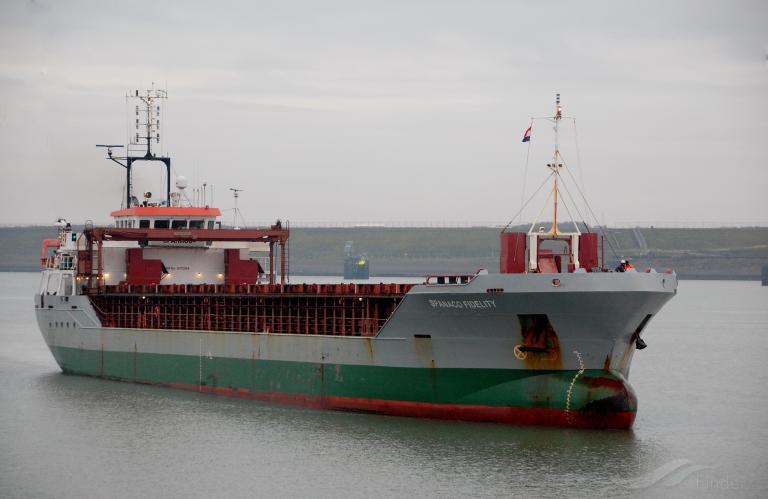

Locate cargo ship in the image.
[34,91,677,428]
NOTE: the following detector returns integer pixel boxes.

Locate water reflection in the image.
[27,370,652,498]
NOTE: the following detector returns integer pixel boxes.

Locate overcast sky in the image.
[1,0,766,227]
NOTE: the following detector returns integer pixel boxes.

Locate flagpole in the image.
[518,121,533,227]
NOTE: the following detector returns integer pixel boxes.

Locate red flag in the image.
[522,126,532,143]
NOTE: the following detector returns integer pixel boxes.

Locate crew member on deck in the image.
[615,259,635,272]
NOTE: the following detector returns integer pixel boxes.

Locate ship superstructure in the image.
[34,92,677,429]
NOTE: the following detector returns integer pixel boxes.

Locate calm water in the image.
[1,273,766,498]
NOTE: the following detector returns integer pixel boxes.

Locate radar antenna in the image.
[95,144,124,157]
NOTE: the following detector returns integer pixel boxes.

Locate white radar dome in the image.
[175,176,188,190]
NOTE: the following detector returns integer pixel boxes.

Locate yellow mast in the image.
[553,173,559,236]
[548,94,563,236]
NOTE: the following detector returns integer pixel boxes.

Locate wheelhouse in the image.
[110,207,222,230]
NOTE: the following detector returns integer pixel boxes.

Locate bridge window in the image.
[189,220,204,229]
[207,221,215,229]
[171,220,187,229]
[139,219,150,228]
[154,219,170,229]
[60,254,73,270]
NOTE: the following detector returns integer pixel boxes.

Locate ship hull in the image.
[35,272,676,429]
[47,344,636,428]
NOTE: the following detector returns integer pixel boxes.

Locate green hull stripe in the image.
[49,345,635,411]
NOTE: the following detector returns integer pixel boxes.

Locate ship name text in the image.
[428,299,497,310]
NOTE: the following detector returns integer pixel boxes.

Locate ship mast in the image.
[98,85,171,209]
[548,93,563,236]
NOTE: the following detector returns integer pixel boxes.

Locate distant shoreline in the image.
[3,225,766,281]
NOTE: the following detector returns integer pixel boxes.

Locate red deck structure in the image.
[87,283,413,336]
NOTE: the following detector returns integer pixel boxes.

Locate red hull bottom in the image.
[166,383,636,429]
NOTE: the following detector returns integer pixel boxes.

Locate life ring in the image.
[513,345,528,360]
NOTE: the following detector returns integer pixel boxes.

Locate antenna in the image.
[229,187,244,229]
[128,85,167,158]
[98,87,172,209]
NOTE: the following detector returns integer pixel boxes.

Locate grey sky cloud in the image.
[0,0,766,226]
